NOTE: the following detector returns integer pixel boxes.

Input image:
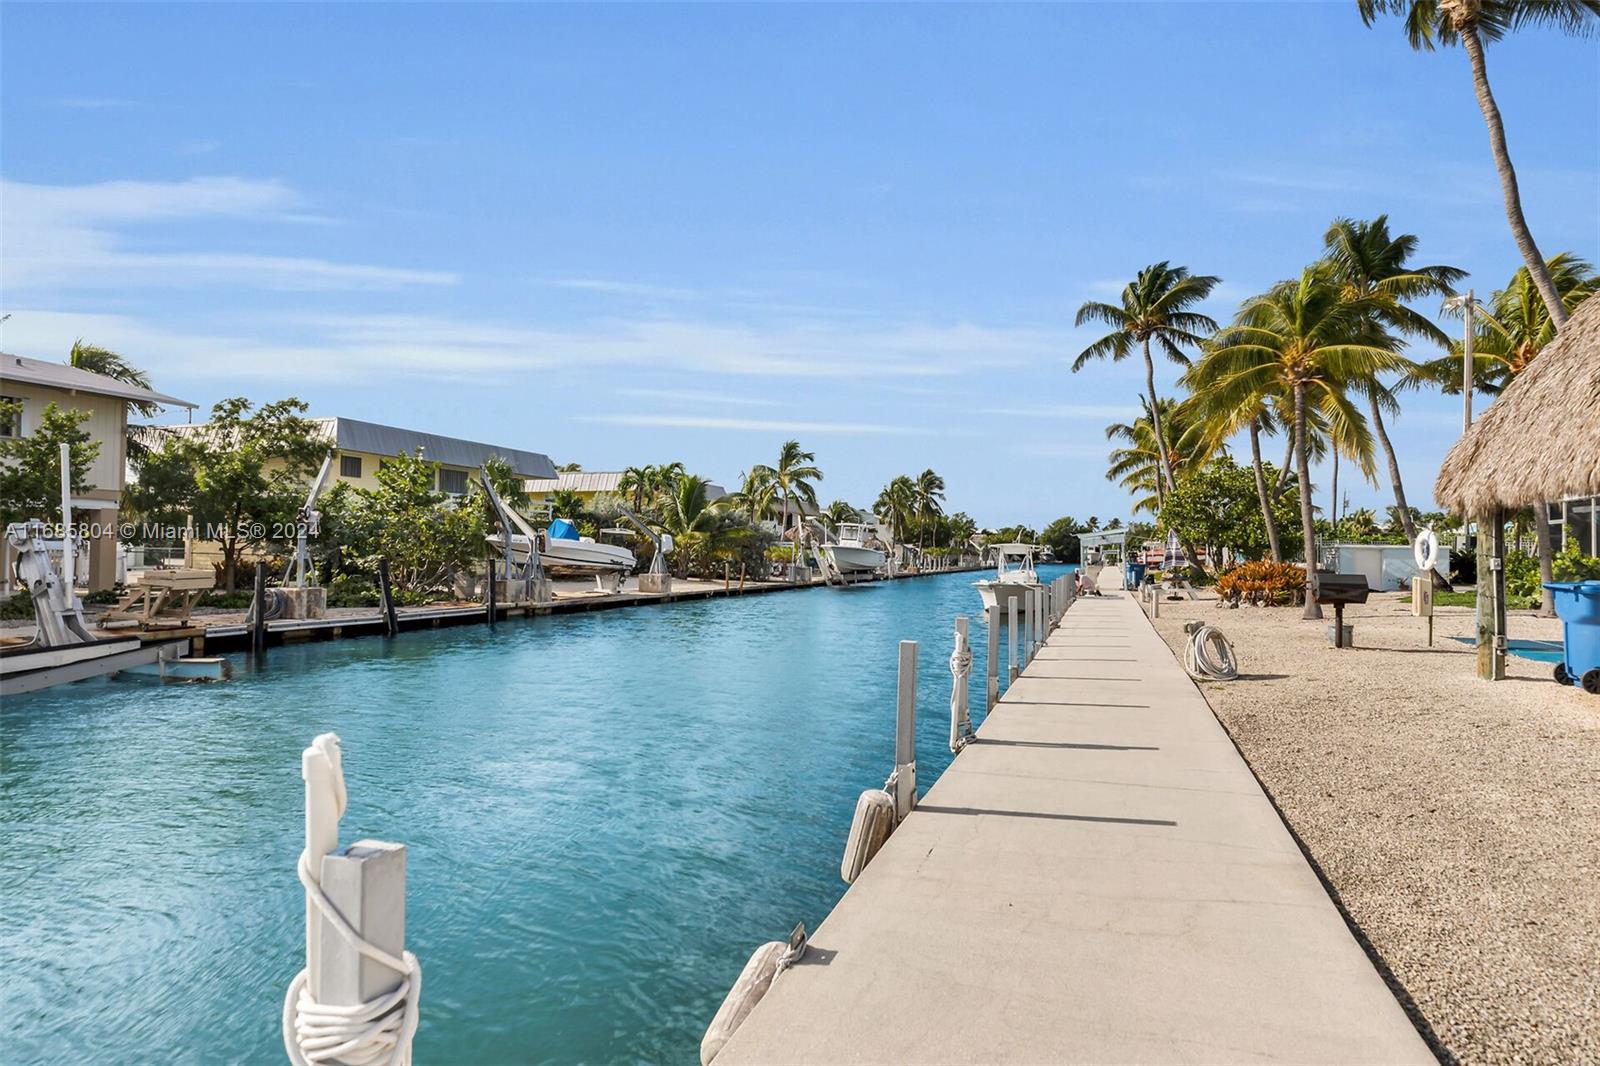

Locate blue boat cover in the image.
[548,518,580,541]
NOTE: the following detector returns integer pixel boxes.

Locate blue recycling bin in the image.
[1126,562,1147,589]
[1543,580,1600,692]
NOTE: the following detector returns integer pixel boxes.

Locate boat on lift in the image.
[489,517,637,574]
[974,542,1043,614]
[819,522,888,582]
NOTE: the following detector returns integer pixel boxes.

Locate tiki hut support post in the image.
[1474,512,1507,682]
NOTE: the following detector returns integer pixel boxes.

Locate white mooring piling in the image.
[984,604,1000,712]
[949,616,974,754]
[891,640,918,821]
[1007,597,1019,683]
[284,734,421,1066]
[700,923,807,1066]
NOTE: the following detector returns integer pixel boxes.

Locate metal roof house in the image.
[525,470,728,506]
[2,352,195,590]
[147,415,556,496]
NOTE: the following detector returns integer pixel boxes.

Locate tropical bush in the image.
[1553,541,1600,582]
[1,592,35,620]
[1215,560,1307,606]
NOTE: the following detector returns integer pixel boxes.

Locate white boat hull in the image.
[824,544,886,575]
[975,577,1041,615]
[540,538,635,573]
[489,532,635,574]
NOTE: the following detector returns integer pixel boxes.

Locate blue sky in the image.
[3,2,1596,528]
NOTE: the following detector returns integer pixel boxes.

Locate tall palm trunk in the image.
[1533,502,1557,617]
[1460,25,1569,328]
[1294,382,1322,620]
[1141,338,1174,508]
[1249,420,1283,563]
[1369,394,1417,545]
[1330,448,1340,532]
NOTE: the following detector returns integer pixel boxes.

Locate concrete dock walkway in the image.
[719,588,1433,1064]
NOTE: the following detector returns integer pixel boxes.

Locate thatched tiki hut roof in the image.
[1436,296,1600,515]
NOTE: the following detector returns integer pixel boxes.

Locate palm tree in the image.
[731,466,778,525]
[69,340,160,416]
[1104,397,1212,516]
[874,476,917,545]
[823,499,861,527]
[481,455,529,508]
[1424,253,1598,614]
[1319,215,1464,545]
[1357,0,1599,327]
[660,475,748,577]
[913,469,946,550]
[1202,267,1407,618]
[769,440,821,576]
[1074,262,1221,508]
[549,489,586,520]
[618,465,650,511]
[1425,253,1599,392]
[1180,382,1295,562]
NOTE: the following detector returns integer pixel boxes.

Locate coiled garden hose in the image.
[1182,620,1239,681]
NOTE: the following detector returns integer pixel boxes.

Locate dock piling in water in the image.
[893,640,918,821]
[1007,598,1019,684]
[984,604,1000,712]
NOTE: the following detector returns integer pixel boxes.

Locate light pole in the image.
[1445,290,1478,433]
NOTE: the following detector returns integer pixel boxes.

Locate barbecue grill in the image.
[1311,572,1370,649]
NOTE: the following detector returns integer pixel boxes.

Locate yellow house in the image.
[1,351,195,590]
[142,415,556,574]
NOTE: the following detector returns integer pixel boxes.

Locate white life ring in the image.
[1414,529,1439,572]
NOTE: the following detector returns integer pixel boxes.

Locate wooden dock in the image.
[717,585,1434,1064]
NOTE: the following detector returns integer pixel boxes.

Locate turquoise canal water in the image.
[1,566,1072,1064]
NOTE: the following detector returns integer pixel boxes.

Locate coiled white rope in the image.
[1182,621,1239,682]
[949,635,974,752]
[283,850,422,1065]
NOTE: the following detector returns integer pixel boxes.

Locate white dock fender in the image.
[840,788,896,885]
[700,925,807,1066]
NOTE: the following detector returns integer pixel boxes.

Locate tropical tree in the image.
[1425,253,1599,392]
[1319,215,1464,545]
[1104,397,1212,516]
[823,499,861,527]
[1074,262,1221,508]
[481,455,528,508]
[68,340,160,418]
[1200,267,1407,617]
[1180,382,1296,562]
[765,440,821,572]
[1424,252,1598,613]
[874,476,917,544]
[0,402,100,530]
[1357,0,1600,327]
[659,475,750,577]
[913,468,946,550]
[619,465,651,511]
[1158,455,1301,566]
[548,489,587,520]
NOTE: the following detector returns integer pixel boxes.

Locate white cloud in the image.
[0,306,1070,387]
[578,414,940,436]
[616,387,783,408]
[1,176,458,292]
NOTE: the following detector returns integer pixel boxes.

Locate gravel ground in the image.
[1143,587,1599,1065]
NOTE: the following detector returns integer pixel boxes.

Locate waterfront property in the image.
[525,469,730,511]
[136,415,558,572]
[0,353,194,590]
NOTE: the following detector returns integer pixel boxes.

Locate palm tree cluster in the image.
[1079,214,1595,618]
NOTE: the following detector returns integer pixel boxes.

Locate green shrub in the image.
[1553,541,1600,582]
[1215,560,1307,606]
[196,590,255,610]
[0,592,34,620]
[326,574,381,608]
